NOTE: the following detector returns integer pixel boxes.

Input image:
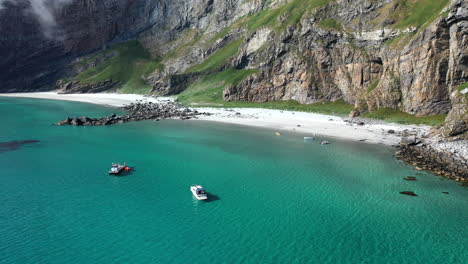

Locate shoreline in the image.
[0,92,428,146]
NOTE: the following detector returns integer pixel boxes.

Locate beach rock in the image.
[349,110,360,118]
[401,136,421,146]
[396,140,468,182]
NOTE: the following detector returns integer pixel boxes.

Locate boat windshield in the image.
[198,190,206,194]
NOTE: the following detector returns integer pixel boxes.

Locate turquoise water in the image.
[0,97,467,264]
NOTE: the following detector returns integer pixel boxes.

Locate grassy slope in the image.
[457,82,468,100]
[382,0,450,48]
[186,39,244,73]
[317,18,343,31]
[392,0,450,29]
[76,41,162,94]
[178,69,258,104]
[457,82,468,93]
[361,108,446,126]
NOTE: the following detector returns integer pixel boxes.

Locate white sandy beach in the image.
[0,92,429,146]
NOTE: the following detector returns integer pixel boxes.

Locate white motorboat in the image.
[191,185,208,200]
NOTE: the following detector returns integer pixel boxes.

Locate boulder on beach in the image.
[349,110,360,118]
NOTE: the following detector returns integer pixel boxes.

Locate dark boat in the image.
[109,162,128,175]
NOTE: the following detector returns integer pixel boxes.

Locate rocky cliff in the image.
[0,0,467,137]
[0,0,158,92]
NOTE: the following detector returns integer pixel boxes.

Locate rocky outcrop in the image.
[55,100,207,126]
[438,90,468,139]
[396,138,468,182]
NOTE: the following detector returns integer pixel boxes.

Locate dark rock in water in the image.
[55,117,71,126]
[442,192,449,194]
[400,191,418,196]
[0,140,40,153]
[404,176,417,181]
[388,130,395,134]
[70,118,82,126]
[357,122,365,126]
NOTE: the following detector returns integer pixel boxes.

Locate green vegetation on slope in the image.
[392,0,450,29]
[361,108,447,126]
[186,39,244,73]
[317,18,343,31]
[367,80,379,93]
[187,0,332,74]
[457,82,468,99]
[218,100,354,116]
[457,82,468,92]
[373,0,450,30]
[375,0,449,49]
[247,0,332,32]
[76,41,162,94]
[178,68,257,104]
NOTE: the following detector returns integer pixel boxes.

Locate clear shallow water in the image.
[0,97,467,264]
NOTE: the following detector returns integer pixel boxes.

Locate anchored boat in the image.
[109,162,130,175]
[191,185,208,200]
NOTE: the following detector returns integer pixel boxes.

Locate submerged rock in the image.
[0,140,40,153]
[400,191,418,197]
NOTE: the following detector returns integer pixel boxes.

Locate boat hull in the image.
[191,188,208,200]
[109,166,125,175]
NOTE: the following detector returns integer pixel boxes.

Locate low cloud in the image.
[29,0,74,39]
[1,0,74,39]
[0,0,8,9]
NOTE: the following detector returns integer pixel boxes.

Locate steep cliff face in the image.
[0,0,467,138]
[223,0,466,118]
[0,0,158,92]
